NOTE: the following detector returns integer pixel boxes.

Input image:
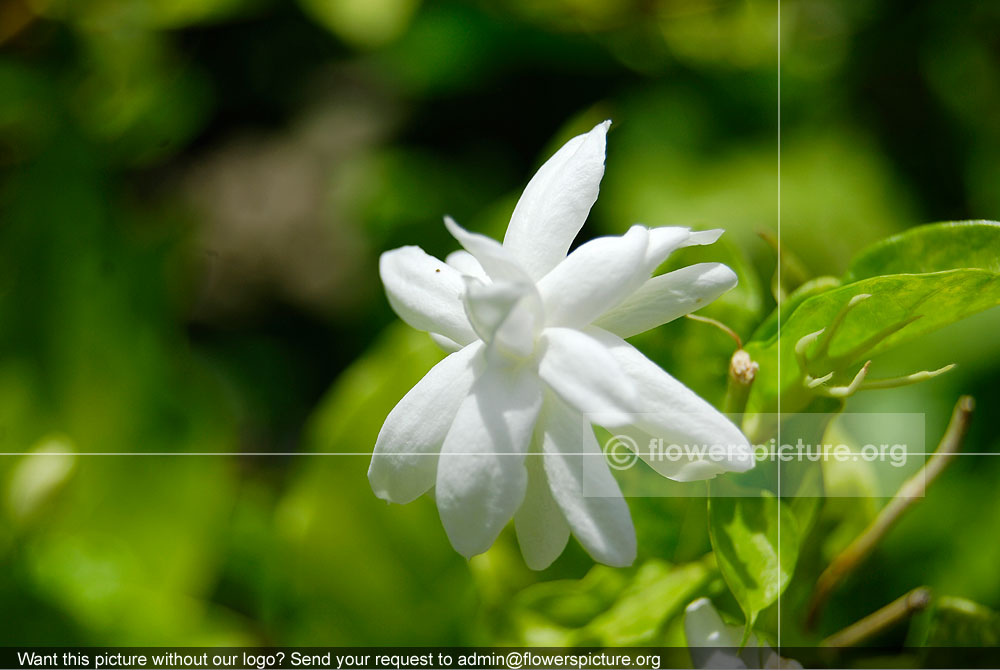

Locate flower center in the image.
[462,277,544,360]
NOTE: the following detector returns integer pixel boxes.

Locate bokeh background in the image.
[1,0,999,657]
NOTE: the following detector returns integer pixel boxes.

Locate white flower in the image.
[684,598,803,669]
[369,121,753,569]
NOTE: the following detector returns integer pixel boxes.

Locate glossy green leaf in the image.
[747,275,841,347]
[744,221,1000,425]
[745,269,1000,421]
[708,480,799,642]
[845,220,1000,281]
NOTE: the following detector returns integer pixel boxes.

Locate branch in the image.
[821,587,932,647]
[806,396,975,629]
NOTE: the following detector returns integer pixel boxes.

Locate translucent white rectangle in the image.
[581,412,926,498]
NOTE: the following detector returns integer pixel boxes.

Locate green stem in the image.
[821,587,932,647]
[805,396,974,629]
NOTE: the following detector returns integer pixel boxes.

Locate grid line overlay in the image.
[2,453,997,457]
[777,0,783,653]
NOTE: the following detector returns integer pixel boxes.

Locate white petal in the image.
[607,419,752,481]
[540,394,636,567]
[594,263,738,338]
[685,597,742,648]
[643,226,725,275]
[685,228,725,247]
[537,327,639,425]
[514,440,571,570]
[685,598,790,669]
[536,225,650,329]
[435,363,543,558]
[445,250,487,279]
[462,277,543,358]
[503,120,611,280]
[380,246,477,345]
[643,226,692,272]
[430,332,462,353]
[685,598,748,669]
[586,328,754,480]
[369,341,485,504]
[646,226,725,274]
[444,216,529,283]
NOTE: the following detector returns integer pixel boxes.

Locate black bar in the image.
[3,646,1000,670]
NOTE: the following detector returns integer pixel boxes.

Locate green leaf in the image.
[743,221,1000,426]
[746,275,841,347]
[514,566,630,630]
[708,479,799,642]
[745,269,1000,420]
[845,220,1000,281]
[583,559,713,645]
[914,596,1000,647]
[509,559,715,646]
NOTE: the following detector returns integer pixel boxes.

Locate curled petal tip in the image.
[689,228,725,244]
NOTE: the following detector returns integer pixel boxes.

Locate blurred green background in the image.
[1,0,999,656]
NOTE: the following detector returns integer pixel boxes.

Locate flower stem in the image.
[805,395,975,630]
[821,587,932,647]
